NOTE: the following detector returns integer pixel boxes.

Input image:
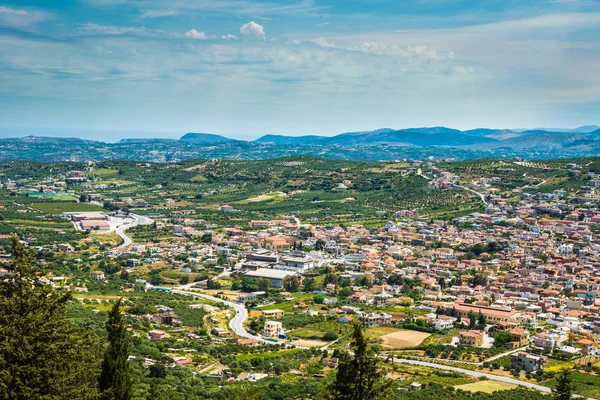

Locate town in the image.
[2,156,600,399]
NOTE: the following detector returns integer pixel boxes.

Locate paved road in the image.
[389,357,552,393]
[172,284,272,344]
[452,183,488,205]
[116,214,151,249]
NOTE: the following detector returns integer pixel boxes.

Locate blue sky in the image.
[0,0,599,141]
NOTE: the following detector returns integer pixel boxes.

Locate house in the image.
[261,309,284,320]
[264,236,294,251]
[433,315,456,330]
[338,316,354,324]
[90,270,105,281]
[532,332,564,351]
[505,327,528,349]
[236,338,260,347]
[576,339,595,355]
[264,321,284,338]
[324,357,339,368]
[237,292,257,303]
[149,330,167,340]
[359,312,392,328]
[212,327,231,337]
[511,352,547,371]
[458,330,484,347]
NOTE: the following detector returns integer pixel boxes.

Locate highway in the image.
[116,213,151,249]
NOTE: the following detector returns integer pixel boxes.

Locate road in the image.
[388,357,592,399]
[452,183,488,205]
[389,357,551,393]
[172,282,271,344]
[416,168,488,206]
[116,213,151,249]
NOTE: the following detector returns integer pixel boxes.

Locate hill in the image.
[180,133,238,143]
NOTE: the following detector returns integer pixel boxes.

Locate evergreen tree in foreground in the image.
[0,236,99,399]
[99,298,132,400]
[553,368,573,400]
[330,322,390,400]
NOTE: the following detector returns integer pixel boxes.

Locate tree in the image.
[330,322,389,400]
[494,331,514,348]
[303,277,316,292]
[467,310,477,329]
[99,298,132,400]
[0,236,99,399]
[283,275,300,292]
[148,363,167,379]
[477,311,486,330]
[472,273,488,287]
[207,278,222,290]
[553,369,573,400]
[257,278,271,292]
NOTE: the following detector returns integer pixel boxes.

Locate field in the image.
[289,339,328,348]
[30,202,105,214]
[455,381,517,393]
[379,329,431,349]
[543,371,600,399]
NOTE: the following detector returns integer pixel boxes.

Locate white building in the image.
[264,321,284,338]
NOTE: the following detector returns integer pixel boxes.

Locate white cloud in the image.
[185,29,213,40]
[77,23,175,39]
[138,10,179,19]
[240,21,265,40]
[83,0,326,18]
[347,42,455,60]
[0,6,50,29]
[221,34,239,40]
[310,37,336,48]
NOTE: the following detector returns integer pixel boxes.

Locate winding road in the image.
[172,284,272,344]
[116,213,151,249]
[451,183,488,205]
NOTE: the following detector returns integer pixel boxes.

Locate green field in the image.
[543,371,600,398]
[85,168,119,176]
[30,202,105,214]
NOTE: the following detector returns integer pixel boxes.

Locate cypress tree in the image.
[99,298,132,400]
[0,236,99,399]
[553,368,573,400]
[330,322,389,400]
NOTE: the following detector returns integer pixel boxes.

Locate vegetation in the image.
[330,322,390,400]
[99,299,132,400]
[0,236,100,399]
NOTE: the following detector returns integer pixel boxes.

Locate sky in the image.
[0,0,599,141]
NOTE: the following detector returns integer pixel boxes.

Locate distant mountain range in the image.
[0,125,598,162]
[176,125,600,149]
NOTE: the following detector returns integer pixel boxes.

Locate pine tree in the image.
[99,298,132,400]
[0,236,99,399]
[330,322,389,400]
[553,368,573,400]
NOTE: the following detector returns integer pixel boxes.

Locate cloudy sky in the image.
[0,0,599,140]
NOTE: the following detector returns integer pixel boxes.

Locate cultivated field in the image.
[380,330,431,349]
[455,381,517,393]
[289,339,328,348]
